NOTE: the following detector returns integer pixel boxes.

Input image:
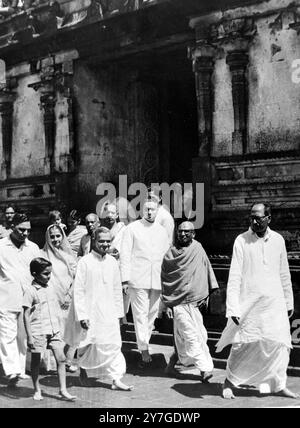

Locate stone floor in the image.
[0,344,300,408]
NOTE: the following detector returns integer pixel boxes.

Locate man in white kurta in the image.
[120,199,170,364]
[64,227,132,390]
[216,203,299,399]
[0,213,40,385]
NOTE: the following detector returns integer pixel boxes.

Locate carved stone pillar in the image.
[188,37,216,228]
[193,56,214,156]
[0,91,16,178]
[226,51,249,155]
[40,89,56,172]
[29,57,77,174]
[55,62,76,172]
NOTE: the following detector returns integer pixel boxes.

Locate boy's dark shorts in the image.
[30,332,63,354]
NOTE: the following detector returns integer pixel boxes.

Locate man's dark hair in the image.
[13,212,29,225]
[5,204,15,212]
[30,257,52,276]
[251,202,271,216]
[68,209,81,222]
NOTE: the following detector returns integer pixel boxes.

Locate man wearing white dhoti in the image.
[0,213,40,386]
[216,202,299,399]
[161,221,218,382]
[120,199,170,366]
[64,226,133,391]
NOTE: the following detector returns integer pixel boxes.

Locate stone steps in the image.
[122,322,300,376]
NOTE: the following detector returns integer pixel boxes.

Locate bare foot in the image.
[33,391,44,401]
[111,379,133,391]
[275,388,300,399]
[58,390,77,401]
[222,378,235,399]
[259,383,271,394]
[141,350,152,363]
[223,387,235,399]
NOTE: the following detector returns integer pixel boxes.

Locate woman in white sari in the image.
[41,224,77,371]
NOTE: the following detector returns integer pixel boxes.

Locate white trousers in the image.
[226,340,290,392]
[173,304,214,372]
[129,288,161,351]
[17,310,27,375]
[0,311,27,376]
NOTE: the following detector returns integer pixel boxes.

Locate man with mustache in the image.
[217,202,299,399]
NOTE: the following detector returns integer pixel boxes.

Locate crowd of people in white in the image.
[0,196,298,402]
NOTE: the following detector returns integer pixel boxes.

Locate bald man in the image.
[161,221,218,381]
[78,213,100,257]
[217,202,299,399]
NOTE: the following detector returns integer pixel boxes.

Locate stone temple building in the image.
[0,0,299,344]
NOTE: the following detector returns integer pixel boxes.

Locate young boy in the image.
[23,257,76,401]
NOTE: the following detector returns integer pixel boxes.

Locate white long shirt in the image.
[64,251,124,348]
[217,227,293,351]
[120,218,169,290]
[0,236,40,312]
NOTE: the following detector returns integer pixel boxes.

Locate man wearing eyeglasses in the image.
[161,221,219,382]
[217,202,299,399]
[0,213,40,386]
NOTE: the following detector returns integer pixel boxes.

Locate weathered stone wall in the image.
[11,73,45,179]
[190,0,300,254]
[248,12,300,153]
[203,0,300,156]
[73,61,160,212]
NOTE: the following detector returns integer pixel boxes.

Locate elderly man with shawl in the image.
[161,221,219,381]
[217,202,299,399]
